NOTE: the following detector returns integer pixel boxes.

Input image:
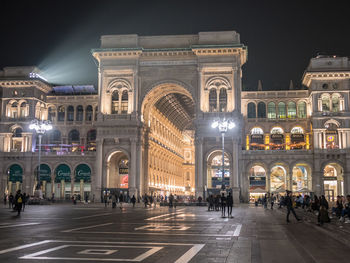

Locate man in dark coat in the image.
[226,192,234,218]
[285,191,301,223]
[220,193,227,218]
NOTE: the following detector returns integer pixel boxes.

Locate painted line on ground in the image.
[175,244,205,263]
[145,208,185,221]
[62,223,113,233]
[75,230,237,237]
[0,223,40,229]
[0,240,51,255]
[233,224,242,236]
[20,244,163,261]
[73,213,113,220]
[1,240,205,263]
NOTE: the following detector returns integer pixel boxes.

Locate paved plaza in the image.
[0,203,349,262]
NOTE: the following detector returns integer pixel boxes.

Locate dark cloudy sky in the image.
[1,0,349,90]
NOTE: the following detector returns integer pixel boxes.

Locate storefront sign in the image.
[249,176,266,189]
[8,164,23,183]
[119,168,128,174]
[291,134,304,143]
[75,164,91,182]
[251,134,264,144]
[55,164,71,182]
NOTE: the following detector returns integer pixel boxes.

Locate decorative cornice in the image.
[302,71,350,87]
[0,79,52,93]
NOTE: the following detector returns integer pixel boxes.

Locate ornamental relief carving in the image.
[204,76,232,91]
[106,78,132,93]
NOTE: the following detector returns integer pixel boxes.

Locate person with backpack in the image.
[14,190,23,216]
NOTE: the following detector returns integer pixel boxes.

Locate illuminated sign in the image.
[327,135,335,142]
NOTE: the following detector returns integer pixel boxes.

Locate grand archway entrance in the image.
[206,151,231,190]
[141,83,195,197]
[106,151,130,197]
[323,163,343,202]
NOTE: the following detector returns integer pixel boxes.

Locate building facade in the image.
[0,31,349,203]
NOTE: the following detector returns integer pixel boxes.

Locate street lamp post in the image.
[29,119,52,196]
[211,118,235,189]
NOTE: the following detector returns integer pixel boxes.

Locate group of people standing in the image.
[3,190,28,215]
[103,193,137,209]
[207,192,234,218]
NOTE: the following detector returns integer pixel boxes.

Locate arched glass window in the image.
[50,130,61,144]
[11,102,18,118]
[247,102,256,118]
[68,129,80,144]
[95,106,98,121]
[67,105,74,121]
[48,107,55,121]
[76,105,83,121]
[251,127,264,135]
[121,90,128,114]
[257,102,266,118]
[322,94,330,111]
[297,101,307,118]
[57,106,65,121]
[287,101,296,118]
[13,128,22,137]
[87,129,97,151]
[291,127,303,134]
[85,105,93,121]
[332,94,340,112]
[267,102,276,119]
[219,88,227,112]
[20,102,27,117]
[209,89,217,112]
[278,102,286,119]
[112,90,119,114]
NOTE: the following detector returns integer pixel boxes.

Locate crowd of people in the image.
[254,191,350,225]
[206,192,234,218]
[3,190,28,215]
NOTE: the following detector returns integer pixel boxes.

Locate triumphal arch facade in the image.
[92,31,247,202]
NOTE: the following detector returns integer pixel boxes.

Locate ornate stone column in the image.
[195,137,203,198]
[93,138,103,202]
[129,138,137,198]
[231,139,240,203]
[312,171,323,196]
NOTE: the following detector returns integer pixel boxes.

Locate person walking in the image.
[22,192,27,211]
[14,190,23,216]
[103,194,108,207]
[131,195,136,208]
[3,193,7,206]
[9,193,14,209]
[169,194,174,208]
[227,192,234,218]
[220,193,227,218]
[270,193,275,210]
[119,193,123,209]
[144,194,149,208]
[285,191,301,223]
[111,193,117,208]
[318,195,330,226]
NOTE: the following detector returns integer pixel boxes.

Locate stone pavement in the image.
[0,202,349,262]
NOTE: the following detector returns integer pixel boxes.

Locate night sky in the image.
[1,0,349,90]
